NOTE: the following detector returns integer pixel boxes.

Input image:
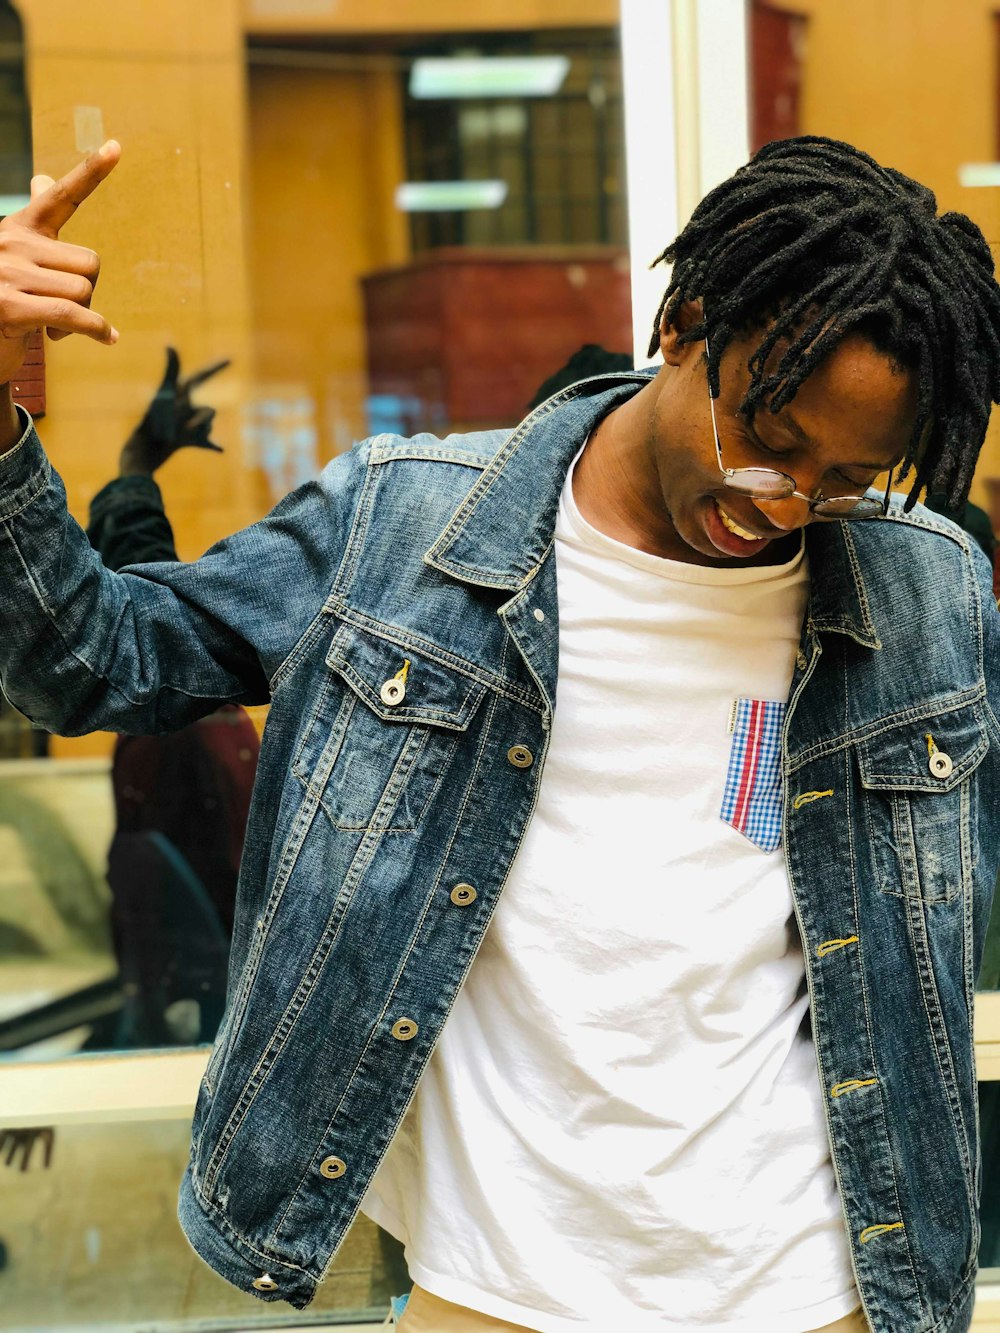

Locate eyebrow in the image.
[779,409,895,471]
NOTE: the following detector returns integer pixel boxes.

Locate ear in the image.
[658,298,704,366]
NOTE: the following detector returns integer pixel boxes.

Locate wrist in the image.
[0,383,22,457]
[118,434,154,477]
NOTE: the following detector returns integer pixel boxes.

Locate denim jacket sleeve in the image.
[0,412,362,736]
[86,473,180,570]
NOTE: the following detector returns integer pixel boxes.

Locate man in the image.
[0,136,998,1333]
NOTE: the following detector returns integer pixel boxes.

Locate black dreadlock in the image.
[647,136,1000,512]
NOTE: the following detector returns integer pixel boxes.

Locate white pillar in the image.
[621,0,750,367]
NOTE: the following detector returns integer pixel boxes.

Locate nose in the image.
[751,494,813,531]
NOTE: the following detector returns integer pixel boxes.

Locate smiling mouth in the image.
[715,502,769,542]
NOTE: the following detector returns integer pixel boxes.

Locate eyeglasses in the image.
[706,341,891,520]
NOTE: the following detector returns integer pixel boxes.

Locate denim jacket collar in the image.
[425,372,652,592]
[427,368,881,650]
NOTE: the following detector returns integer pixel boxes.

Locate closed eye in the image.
[834,469,880,490]
[741,419,792,460]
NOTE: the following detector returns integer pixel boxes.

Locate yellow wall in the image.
[16,1,258,756]
[247,65,408,470]
[766,0,1000,501]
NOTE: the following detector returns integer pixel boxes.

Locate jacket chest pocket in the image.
[293,620,487,833]
[857,703,988,904]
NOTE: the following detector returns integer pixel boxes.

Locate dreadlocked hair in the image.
[647,136,1000,512]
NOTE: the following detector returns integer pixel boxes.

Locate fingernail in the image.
[99,140,120,158]
[108,327,119,344]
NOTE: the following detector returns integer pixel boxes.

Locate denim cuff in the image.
[89,471,165,522]
[0,406,50,523]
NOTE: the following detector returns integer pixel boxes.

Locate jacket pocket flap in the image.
[857,702,988,793]
[326,621,487,730]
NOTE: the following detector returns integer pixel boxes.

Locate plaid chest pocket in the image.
[720,697,787,853]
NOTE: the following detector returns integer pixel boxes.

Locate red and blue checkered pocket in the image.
[720,697,786,853]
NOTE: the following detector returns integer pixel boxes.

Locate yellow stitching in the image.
[859,1222,904,1244]
[793,789,834,810]
[394,659,411,684]
[817,936,859,957]
[925,732,937,755]
[831,1078,877,1098]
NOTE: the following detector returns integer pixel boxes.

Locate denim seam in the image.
[269,606,330,695]
[189,1178,319,1281]
[313,688,509,1284]
[207,743,414,1196]
[328,603,545,715]
[786,689,986,773]
[840,524,880,645]
[862,734,988,794]
[326,730,458,833]
[268,735,453,1244]
[202,776,330,1192]
[331,645,484,730]
[961,780,981,1242]
[422,387,583,576]
[335,445,383,598]
[370,442,496,468]
[310,636,547,1275]
[903,886,979,1225]
[842,751,924,1324]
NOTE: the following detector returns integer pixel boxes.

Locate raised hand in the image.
[0,139,120,387]
[119,347,231,476]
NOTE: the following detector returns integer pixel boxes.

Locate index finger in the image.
[182,358,232,391]
[21,140,121,238]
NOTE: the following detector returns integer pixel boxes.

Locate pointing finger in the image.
[22,140,121,238]
[182,357,231,391]
[30,174,54,202]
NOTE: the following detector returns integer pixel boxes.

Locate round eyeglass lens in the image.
[722,468,795,498]
[812,495,882,518]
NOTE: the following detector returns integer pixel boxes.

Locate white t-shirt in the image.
[360,452,861,1331]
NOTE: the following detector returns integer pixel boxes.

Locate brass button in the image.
[319,1156,347,1179]
[380,678,406,707]
[451,882,478,906]
[391,1017,419,1041]
[507,744,534,769]
[929,751,954,780]
[252,1274,278,1292]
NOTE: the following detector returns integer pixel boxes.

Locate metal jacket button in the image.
[929,751,954,780]
[319,1156,347,1179]
[391,1017,419,1041]
[380,678,406,706]
[252,1274,279,1292]
[451,882,477,905]
[533,608,545,622]
[507,744,534,768]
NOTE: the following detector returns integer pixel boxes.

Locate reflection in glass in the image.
[0,1116,406,1328]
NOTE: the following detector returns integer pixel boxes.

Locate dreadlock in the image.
[647,136,1000,512]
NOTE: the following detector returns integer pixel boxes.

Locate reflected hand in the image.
[0,140,120,386]
[0,1126,54,1171]
[119,347,230,476]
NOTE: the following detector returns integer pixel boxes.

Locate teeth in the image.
[716,503,761,542]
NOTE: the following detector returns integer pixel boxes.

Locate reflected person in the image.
[84,348,259,1048]
[0,139,999,1333]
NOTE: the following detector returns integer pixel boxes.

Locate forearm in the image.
[87,473,179,569]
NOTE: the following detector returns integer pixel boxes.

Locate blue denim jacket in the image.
[1,371,999,1332]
